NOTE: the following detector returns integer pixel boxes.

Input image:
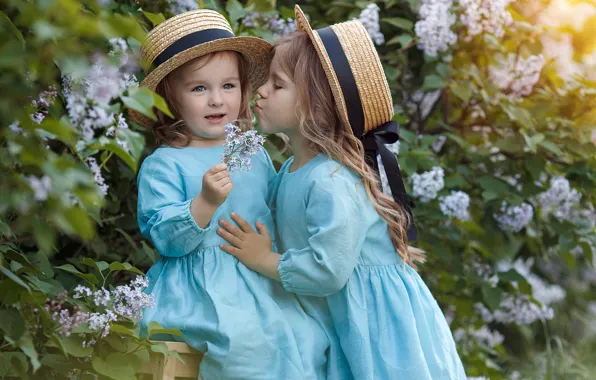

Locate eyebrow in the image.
[271,72,287,83]
[184,77,240,86]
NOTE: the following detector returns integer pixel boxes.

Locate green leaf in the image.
[382,17,413,31]
[520,131,545,153]
[40,354,71,372]
[498,269,526,284]
[116,129,145,166]
[494,135,525,153]
[580,241,594,266]
[55,264,98,286]
[80,258,109,273]
[17,333,40,372]
[539,140,563,156]
[38,118,75,146]
[122,90,156,121]
[148,326,184,338]
[151,91,174,118]
[0,265,30,291]
[450,82,472,103]
[0,352,27,377]
[422,74,446,90]
[149,341,169,358]
[92,353,137,380]
[476,176,511,196]
[108,261,145,276]
[0,12,25,46]
[524,156,546,181]
[0,309,26,340]
[501,103,534,129]
[142,11,166,27]
[110,323,137,336]
[482,286,503,312]
[226,0,248,28]
[58,335,93,358]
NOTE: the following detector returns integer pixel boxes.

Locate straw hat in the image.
[294,5,394,138]
[130,9,272,128]
[294,5,417,240]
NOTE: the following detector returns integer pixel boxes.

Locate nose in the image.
[209,88,223,107]
[257,83,268,99]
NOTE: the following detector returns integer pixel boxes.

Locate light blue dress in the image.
[137,145,329,380]
[273,155,467,380]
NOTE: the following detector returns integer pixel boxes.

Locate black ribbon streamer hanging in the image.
[317,26,417,241]
[362,121,417,241]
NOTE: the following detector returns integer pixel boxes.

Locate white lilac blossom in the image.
[475,296,554,325]
[411,166,445,203]
[377,141,401,196]
[454,325,504,351]
[439,190,471,221]
[168,0,198,15]
[88,310,117,337]
[498,258,566,306]
[356,4,385,45]
[493,201,533,233]
[267,16,297,38]
[459,0,513,39]
[537,176,582,222]
[112,276,154,320]
[27,175,52,201]
[73,285,93,298]
[431,135,447,153]
[86,157,109,196]
[490,54,546,97]
[414,0,457,57]
[93,288,111,307]
[221,124,266,172]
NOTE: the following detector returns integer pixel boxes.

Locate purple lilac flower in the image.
[221,123,266,172]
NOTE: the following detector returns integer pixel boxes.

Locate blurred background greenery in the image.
[0,0,595,379]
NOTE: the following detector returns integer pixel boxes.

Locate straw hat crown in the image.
[294,5,394,136]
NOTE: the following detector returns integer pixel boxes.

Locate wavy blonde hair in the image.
[153,51,253,147]
[274,32,425,268]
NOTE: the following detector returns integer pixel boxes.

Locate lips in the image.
[205,113,226,124]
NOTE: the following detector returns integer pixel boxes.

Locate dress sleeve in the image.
[278,176,364,297]
[137,154,213,257]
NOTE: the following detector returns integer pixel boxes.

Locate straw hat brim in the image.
[129,36,272,128]
[294,6,352,132]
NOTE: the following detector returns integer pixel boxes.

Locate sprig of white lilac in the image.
[86,157,109,197]
[411,166,445,203]
[67,276,154,342]
[221,124,266,172]
[490,54,546,98]
[376,141,400,197]
[439,190,471,221]
[414,0,458,57]
[454,325,504,351]
[459,0,513,39]
[493,201,534,232]
[356,4,385,45]
[537,176,582,222]
[498,258,566,306]
[27,175,52,201]
[242,12,297,38]
[167,0,198,15]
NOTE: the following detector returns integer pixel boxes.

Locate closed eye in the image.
[273,84,282,90]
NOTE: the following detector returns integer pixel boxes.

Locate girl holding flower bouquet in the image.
[131,10,329,379]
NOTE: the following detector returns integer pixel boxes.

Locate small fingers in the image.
[217,228,243,247]
[219,219,244,238]
[220,244,240,256]
[211,170,230,182]
[231,212,253,233]
[255,221,270,239]
[208,163,228,174]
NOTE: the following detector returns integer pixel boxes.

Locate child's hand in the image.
[218,213,280,279]
[200,163,232,207]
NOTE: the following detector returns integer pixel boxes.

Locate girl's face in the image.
[254,52,300,135]
[170,53,242,142]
